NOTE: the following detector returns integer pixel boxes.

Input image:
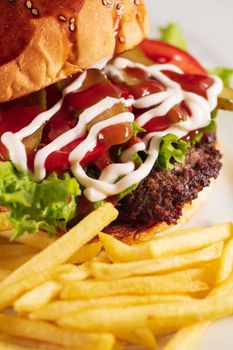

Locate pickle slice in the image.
[218,86,233,111]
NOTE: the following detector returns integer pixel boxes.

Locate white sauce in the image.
[1,56,223,202]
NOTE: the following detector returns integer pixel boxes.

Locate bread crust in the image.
[0,0,150,103]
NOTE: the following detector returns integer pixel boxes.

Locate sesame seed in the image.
[116,2,122,11]
[69,23,75,32]
[26,0,32,9]
[31,8,39,16]
[58,15,67,22]
[118,36,125,43]
[134,0,141,5]
[70,17,75,23]
[102,0,114,7]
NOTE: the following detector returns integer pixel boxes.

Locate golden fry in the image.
[149,223,232,258]
[69,242,102,264]
[14,281,62,313]
[119,328,158,350]
[0,314,115,350]
[91,242,223,280]
[30,294,193,321]
[163,323,209,350]
[61,268,208,300]
[58,294,233,334]
[216,238,233,283]
[0,203,118,289]
[99,232,152,262]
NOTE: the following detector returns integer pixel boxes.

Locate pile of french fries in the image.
[0,203,233,350]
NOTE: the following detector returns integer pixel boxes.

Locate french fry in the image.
[58,294,233,334]
[0,341,30,350]
[119,328,159,350]
[0,334,76,350]
[0,269,10,282]
[99,232,152,262]
[0,314,115,350]
[30,294,193,321]
[0,265,72,310]
[69,242,102,264]
[14,281,62,313]
[163,323,209,350]
[149,223,232,258]
[61,268,208,300]
[0,203,118,289]
[91,242,223,280]
[216,238,233,283]
[55,262,91,282]
[0,230,56,250]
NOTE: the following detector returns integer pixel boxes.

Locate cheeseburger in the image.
[0,0,231,243]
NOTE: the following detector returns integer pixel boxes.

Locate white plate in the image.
[142,1,233,348]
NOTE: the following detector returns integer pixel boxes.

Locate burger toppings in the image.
[0,40,224,237]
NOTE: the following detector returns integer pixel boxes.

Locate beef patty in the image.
[106,133,221,237]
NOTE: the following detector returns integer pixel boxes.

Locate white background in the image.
[144,1,233,349]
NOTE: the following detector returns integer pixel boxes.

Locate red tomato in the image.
[139,39,207,75]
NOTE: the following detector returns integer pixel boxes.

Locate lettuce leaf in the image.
[158,23,188,50]
[156,134,189,170]
[0,162,81,239]
[208,67,233,87]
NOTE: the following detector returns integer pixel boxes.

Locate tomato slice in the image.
[139,39,207,75]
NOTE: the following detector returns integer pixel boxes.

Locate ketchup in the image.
[163,71,214,98]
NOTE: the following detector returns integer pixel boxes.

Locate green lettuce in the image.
[208,67,233,87]
[0,162,81,239]
[156,134,189,170]
[158,23,188,50]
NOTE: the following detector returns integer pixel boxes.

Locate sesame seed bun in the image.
[0,0,150,103]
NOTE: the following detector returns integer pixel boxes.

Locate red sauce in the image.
[119,80,165,100]
[163,71,214,98]
[0,0,85,66]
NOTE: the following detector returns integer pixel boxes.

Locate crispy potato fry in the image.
[0,314,115,350]
[99,232,151,262]
[172,270,233,349]
[149,223,232,258]
[61,268,208,300]
[0,203,118,289]
[14,281,62,313]
[58,294,233,334]
[119,328,158,350]
[0,230,56,250]
[69,242,102,264]
[0,341,29,350]
[216,238,233,283]
[0,265,72,310]
[0,334,76,350]
[0,269,10,282]
[55,262,91,282]
[30,294,193,321]
[91,242,223,280]
[163,323,209,350]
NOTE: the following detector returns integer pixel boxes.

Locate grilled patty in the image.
[106,133,221,237]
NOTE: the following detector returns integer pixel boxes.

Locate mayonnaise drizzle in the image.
[1,56,223,202]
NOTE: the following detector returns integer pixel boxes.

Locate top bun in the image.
[0,0,150,103]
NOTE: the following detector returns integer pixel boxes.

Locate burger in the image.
[0,0,231,243]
